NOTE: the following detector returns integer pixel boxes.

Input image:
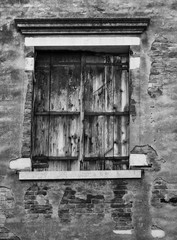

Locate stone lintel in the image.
[25,36,141,47]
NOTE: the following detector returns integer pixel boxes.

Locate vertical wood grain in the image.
[79,55,85,168]
[33,52,50,159]
[50,64,80,112]
[33,116,49,157]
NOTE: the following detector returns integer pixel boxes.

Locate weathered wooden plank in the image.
[104,56,114,169]
[113,69,122,112]
[121,56,129,112]
[50,66,78,111]
[69,115,80,170]
[48,52,81,171]
[34,52,50,113]
[120,57,129,167]
[121,116,129,156]
[35,51,50,68]
[84,156,128,161]
[85,54,105,64]
[48,116,80,170]
[114,116,122,157]
[34,111,129,116]
[83,63,128,68]
[33,116,49,157]
[68,65,81,112]
[35,111,80,116]
[50,53,80,112]
[34,69,50,112]
[79,55,85,167]
[52,62,80,66]
[33,52,50,163]
[51,51,81,64]
[84,65,105,112]
[84,115,114,170]
[33,156,78,161]
[84,55,105,112]
[84,65,93,112]
[105,56,114,112]
[104,115,114,170]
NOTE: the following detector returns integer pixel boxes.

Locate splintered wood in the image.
[33,51,129,171]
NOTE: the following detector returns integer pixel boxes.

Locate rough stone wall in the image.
[1,0,177,239]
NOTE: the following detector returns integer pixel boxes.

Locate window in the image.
[14,17,149,179]
[32,50,129,171]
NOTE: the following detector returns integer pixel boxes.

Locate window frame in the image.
[13,18,150,179]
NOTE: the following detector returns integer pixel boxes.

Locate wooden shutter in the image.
[82,54,129,170]
[32,51,129,171]
[33,51,81,171]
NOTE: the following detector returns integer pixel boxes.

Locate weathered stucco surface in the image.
[1,0,177,239]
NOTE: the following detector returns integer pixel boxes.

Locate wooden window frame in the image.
[14,18,150,180]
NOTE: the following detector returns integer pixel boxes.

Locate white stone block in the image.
[130,57,140,69]
[130,154,148,167]
[113,230,132,235]
[25,57,34,71]
[151,229,165,238]
[9,158,31,171]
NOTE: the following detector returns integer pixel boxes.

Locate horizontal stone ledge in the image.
[19,170,141,180]
[15,18,150,35]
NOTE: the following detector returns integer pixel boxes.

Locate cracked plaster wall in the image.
[1,0,177,239]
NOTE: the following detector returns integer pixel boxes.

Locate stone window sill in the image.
[19,170,141,180]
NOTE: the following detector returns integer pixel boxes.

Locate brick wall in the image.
[1,0,177,239]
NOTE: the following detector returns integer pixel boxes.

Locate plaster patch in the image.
[151,229,165,238]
